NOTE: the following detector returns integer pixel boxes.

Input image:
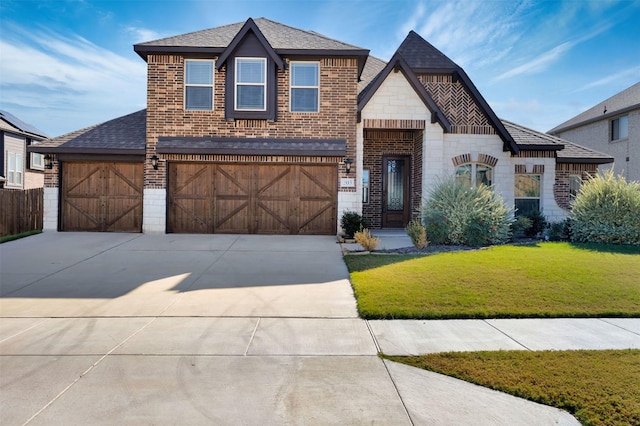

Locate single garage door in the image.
[61,162,143,232]
[168,163,337,235]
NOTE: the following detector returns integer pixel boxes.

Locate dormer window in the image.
[185,60,214,111]
[235,58,266,111]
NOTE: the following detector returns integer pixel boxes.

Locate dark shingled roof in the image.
[31,110,146,154]
[0,109,48,138]
[397,31,459,72]
[136,18,365,53]
[157,137,346,157]
[549,82,640,134]
[358,55,387,96]
[502,120,613,164]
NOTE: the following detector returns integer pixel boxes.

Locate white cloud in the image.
[124,26,165,43]
[0,24,146,136]
[574,65,640,92]
[492,41,574,82]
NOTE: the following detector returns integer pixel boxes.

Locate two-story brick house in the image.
[32,18,612,234]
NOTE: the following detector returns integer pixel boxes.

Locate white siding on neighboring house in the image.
[4,133,26,189]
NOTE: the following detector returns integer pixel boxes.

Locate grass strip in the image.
[385,349,640,426]
[0,230,42,244]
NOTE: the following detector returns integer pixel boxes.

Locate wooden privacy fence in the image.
[0,188,44,237]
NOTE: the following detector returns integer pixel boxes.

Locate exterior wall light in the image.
[151,154,159,170]
[344,158,353,174]
[44,154,53,169]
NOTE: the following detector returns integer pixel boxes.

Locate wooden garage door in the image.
[168,163,337,235]
[61,162,143,232]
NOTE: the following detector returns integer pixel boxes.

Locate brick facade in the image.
[362,129,422,228]
[145,55,359,190]
[554,163,599,210]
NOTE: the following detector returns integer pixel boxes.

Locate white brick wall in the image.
[43,187,58,231]
[361,72,431,121]
[142,188,166,233]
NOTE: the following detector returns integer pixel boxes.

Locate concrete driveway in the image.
[0,233,579,425]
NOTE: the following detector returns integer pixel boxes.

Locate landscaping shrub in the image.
[421,177,513,246]
[547,219,571,242]
[354,228,380,251]
[570,171,640,245]
[511,215,531,239]
[523,210,547,237]
[340,211,366,238]
[406,219,428,249]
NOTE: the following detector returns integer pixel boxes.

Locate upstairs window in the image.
[7,152,23,185]
[30,152,44,171]
[185,60,214,111]
[611,115,628,141]
[290,62,319,112]
[235,58,266,111]
[514,174,541,216]
[455,163,493,188]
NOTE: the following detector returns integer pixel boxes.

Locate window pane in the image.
[515,199,540,216]
[476,164,492,187]
[292,63,318,86]
[291,88,318,112]
[362,169,370,204]
[185,86,212,110]
[515,174,541,197]
[619,115,629,139]
[455,164,472,187]
[237,85,265,110]
[237,59,265,83]
[186,61,213,84]
[387,160,404,211]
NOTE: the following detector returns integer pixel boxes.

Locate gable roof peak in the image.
[216,17,284,70]
[397,31,460,72]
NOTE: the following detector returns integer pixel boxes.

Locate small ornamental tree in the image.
[570,171,640,245]
[421,177,513,246]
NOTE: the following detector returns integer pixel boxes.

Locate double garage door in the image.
[168,163,337,235]
[61,162,143,232]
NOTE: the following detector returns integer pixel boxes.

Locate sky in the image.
[1,0,639,138]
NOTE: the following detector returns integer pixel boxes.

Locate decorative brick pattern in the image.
[451,153,471,166]
[477,153,498,167]
[418,74,495,135]
[533,164,545,174]
[362,129,422,228]
[515,164,526,174]
[362,119,425,129]
[512,150,556,158]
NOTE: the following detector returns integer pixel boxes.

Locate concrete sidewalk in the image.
[1,233,636,425]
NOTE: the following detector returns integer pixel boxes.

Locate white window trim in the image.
[362,169,370,204]
[289,61,320,113]
[6,152,23,186]
[184,59,215,111]
[235,57,267,111]
[31,152,45,171]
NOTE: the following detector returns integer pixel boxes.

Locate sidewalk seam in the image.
[483,320,532,351]
[21,316,158,426]
[245,317,261,356]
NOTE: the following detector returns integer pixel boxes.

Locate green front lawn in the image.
[345,242,640,319]
[386,349,640,426]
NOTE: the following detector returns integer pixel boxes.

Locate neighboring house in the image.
[31,18,612,234]
[549,82,640,182]
[1,110,48,190]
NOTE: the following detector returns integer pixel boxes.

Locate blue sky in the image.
[1,0,639,137]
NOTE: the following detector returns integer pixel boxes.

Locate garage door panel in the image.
[169,163,336,235]
[62,162,143,232]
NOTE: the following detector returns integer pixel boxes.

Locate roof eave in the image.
[27,146,145,155]
[454,69,519,154]
[549,102,640,134]
[216,18,284,70]
[557,157,614,164]
[517,144,564,151]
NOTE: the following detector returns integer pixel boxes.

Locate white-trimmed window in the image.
[455,163,493,188]
[290,62,319,112]
[235,58,266,111]
[7,152,23,185]
[611,115,628,141]
[362,169,370,204]
[185,59,214,111]
[31,152,44,171]
[514,174,541,216]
